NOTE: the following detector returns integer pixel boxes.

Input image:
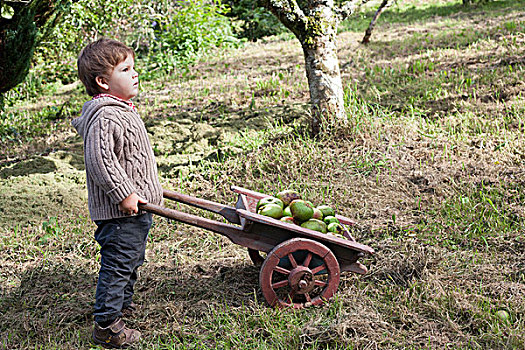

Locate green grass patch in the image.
[341,0,525,32]
[2,1,525,349]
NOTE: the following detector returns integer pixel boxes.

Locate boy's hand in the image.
[119,193,148,215]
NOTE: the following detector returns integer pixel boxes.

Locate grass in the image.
[1,0,525,349]
[341,0,525,32]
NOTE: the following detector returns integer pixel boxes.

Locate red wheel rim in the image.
[259,238,340,309]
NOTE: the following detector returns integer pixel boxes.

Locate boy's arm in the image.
[84,117,137,206]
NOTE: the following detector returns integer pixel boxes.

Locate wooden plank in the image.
[231,186,268,201]
[335,214,358,226]
[236,209,374,255]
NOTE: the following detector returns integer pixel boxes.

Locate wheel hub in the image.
[288,266,314,294]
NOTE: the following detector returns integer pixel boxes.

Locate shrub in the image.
[141,0,239,78]
[8,0,239,102]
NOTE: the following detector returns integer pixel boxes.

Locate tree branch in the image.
[336,0,373,21]
[362,0,390,44]
[258,0,308,36]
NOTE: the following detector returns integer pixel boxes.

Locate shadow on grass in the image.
[342,11,525,61]
[0,259,261,349]
[0,156,57,179]
[138,261,261,312]
[0,263,95,349]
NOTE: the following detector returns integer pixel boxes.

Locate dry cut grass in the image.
[1,0,525,349]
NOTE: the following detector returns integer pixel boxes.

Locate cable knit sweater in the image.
[72,96,163,221]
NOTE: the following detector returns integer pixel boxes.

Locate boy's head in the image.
[77,38,136,98]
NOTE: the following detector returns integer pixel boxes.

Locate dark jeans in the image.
[93,213,153,324]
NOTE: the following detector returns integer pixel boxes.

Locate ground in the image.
[0,0,524,349]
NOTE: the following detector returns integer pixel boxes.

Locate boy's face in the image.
[96,54,138,100]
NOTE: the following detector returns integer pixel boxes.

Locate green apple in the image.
[300,219,327,233]
[280,216,295,224]
[289,199,314,222]
[317,205,335,218]
[327,222,344,234]
[496,310,510,322]
[258,203,283,219]
[312,208,323,220]
[323,216,340,225]
[276,190,301,206]
[256,196,284,212]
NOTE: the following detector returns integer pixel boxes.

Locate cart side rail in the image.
[237,209,375,255]
[231,186,268,202]
[232,186,359,227]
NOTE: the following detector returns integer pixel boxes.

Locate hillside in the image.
[1,1,524,348]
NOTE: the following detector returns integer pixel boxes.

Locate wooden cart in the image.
[140,186,374,309]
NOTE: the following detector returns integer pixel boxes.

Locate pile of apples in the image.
[256,189,348,239]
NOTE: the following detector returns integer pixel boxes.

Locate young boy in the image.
[72,38,163,348]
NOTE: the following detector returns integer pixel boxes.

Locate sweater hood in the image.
[72,96,134,138]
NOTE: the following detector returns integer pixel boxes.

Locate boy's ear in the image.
[95,76,109,91]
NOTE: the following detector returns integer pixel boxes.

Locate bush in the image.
[463,0,492,4]
[141,0,239,78]
[19,0,239,95]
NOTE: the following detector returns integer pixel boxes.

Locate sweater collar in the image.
[92,93,137,112]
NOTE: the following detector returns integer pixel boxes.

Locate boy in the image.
[72,38,163,348]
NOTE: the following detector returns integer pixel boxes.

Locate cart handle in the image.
[162,189,240,225]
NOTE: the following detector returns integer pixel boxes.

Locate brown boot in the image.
[92,318,140,349]
[121,302,139,318]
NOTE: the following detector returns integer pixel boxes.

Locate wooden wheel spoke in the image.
[260,238,341,309]
[273,266,290,275]
[314,279,328,288]
[288,253,298,268]
[311,264,326,274]
[305,293,312,302]
[302,252,313,267]
[272,279,289,289]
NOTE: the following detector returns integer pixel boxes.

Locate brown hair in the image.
[77,38,135,96]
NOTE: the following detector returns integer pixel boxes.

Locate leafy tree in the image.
[259,0,368,134]
[20,0,237,88]
[0,0,69,107]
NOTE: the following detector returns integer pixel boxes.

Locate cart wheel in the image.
[259,238,340,309]
[248,249,265,267]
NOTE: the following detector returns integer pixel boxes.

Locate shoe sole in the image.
[92,334,130,349]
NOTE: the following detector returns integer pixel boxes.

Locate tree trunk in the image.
[259,0,347,135]
[302,40,345,135]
